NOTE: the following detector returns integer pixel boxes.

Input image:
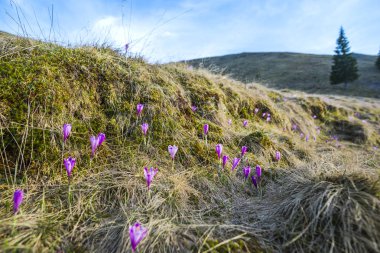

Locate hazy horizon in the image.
[1,0,379,62]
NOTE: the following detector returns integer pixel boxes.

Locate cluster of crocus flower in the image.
[144,167,158,190]
[90,133,106,157]
[129,222,148,252]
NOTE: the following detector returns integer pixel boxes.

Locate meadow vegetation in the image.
[0,33,379,252]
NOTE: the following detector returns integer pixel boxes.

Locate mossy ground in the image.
[0,34,379,252]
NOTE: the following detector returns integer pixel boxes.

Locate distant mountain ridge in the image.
[186,52,380,98]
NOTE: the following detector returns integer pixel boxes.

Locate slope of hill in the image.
[186,52,380,97]
[0,33,379,252]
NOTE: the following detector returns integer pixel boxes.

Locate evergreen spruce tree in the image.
[376,49,380,71]
[330,27,359,88]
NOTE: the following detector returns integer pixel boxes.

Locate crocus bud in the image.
[63,124,72,142]
[256,165,262,179]
[241,146,247,157]
[144,167,158,190]
[129,222,148,252]
[90,136,98,157]
[203,124,209,135]
[168,145,178,160]
[275,151,281,161]
[13,189,23,214]
[243,120,248,127]
[215,144,223,160]
[243,166,251,179]
[64,157,76,178]
[191,105,197,112]
[136,104,144,116]
[231,158,240,171]
[254,108,259,114]
[97,133,106,147]
[228,119,232,125]
[222,155,229,169]
[251,175,258,188]
[141,123,149,135]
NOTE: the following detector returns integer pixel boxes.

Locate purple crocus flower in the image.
[300,133,304,138]
[141,123,149,135]
[243,120,248,127]
[262,112,266,118]
[243,166,251,179]
[228,119,232,125]
[90,135,98,157]
[292,124,297,131]
[97,133,106,147]
[144,167,158,190]
[191,105,197,112]
[241,146,247,157]
[275,151,281,161]
[13,189,23,214]
[64,157,76,178]
[222,155,229,169]
[203,124,209,135]
[266,116,271,122]
[256,165,262,179]
[305,135,309,142]
[129,222,148,252]
[231,158,240,171]
[168,145,178,160]
[254,108,259,114]
[251,175,258,188]
[215,144,223,160]
[63,124,72,142]
[136,104,144,116]
[312,115,317,119]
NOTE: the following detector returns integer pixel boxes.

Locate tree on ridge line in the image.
[330,26,359,89]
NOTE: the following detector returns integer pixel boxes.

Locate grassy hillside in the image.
[0,33,380,253]
[186,52,380,98]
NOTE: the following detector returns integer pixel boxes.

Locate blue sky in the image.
[0,0,379,62]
